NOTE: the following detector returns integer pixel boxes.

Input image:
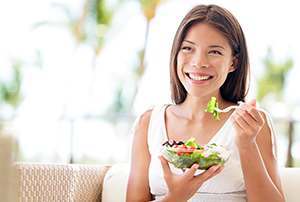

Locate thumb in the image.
[159,156,172,178]
[183,164,199,179]
[249,99,256,107]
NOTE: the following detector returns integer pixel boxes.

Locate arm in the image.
[126,110,153,202]
[232,100,285,202]
[126,109,223,202]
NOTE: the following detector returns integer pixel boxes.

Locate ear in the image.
[228,56,237,72]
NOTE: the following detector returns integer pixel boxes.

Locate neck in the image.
[178,93,226,121]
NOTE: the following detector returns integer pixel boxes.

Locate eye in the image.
[209,50,223,55]
[181,46,192,52]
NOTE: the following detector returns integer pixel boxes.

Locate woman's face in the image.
[177,23,235,98]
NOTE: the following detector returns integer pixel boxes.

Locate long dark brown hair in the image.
[170,4,250,104]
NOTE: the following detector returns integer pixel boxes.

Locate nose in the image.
[191,52,208,68]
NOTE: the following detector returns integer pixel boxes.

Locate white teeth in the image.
[188,73,211,81]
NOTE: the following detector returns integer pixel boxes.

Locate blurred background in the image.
[0,0,299,167]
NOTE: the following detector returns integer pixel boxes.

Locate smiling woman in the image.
[176,23,237,100]
[126,4,285,202]
[169,9,249,106]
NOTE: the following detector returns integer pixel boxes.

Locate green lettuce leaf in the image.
[184,137,201,148]
[205,96,220,120]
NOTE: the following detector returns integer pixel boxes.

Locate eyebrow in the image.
[182,40,225,50]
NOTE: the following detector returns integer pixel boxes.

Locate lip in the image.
[184,72,213,85]
[185,72,213,76]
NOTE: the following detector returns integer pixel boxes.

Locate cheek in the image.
[210,57,226,66]
[176,56,186,79]
[176,65,185,85]
[176,54,185,67]
[211,58,232,73]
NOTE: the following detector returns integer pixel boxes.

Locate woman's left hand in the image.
[231,99,265,148]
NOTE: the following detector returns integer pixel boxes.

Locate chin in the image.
[186,88,219,99]
[186,89,209,98]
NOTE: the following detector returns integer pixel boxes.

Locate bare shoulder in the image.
[134,109,153,136]
[130,109,154,150]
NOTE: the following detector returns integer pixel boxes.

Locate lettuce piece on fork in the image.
[205,96,220,120]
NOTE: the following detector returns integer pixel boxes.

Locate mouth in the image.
[185,72,213,81]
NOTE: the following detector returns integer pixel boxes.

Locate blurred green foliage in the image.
[106,0,165,120]
[0,60,23,111]
[257,48,293,102]
[35,0,116,55]
[34,0,166,121]
[140,0,162,21]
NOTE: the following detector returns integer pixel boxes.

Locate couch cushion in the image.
[102,165,300,202]
[15,163,110,202]
[74,164,110,201]
[102,164,130,202]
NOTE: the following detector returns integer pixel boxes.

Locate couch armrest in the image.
[280,167,300,202]
[15,163,110,202]
[102,164,130,202]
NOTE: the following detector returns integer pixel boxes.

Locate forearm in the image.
[160,194,186,202]
[238,142,284,202]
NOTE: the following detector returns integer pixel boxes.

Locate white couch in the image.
[11,163,300,202]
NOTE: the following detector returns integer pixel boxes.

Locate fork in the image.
[215,101,244,113]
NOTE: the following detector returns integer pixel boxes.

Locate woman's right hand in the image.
[159,156,224,202]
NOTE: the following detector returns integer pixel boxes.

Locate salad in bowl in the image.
[161,137,230,170]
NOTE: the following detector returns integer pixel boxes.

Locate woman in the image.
[127,4,285,202]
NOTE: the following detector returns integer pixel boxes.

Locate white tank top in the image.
[147,104,277,202]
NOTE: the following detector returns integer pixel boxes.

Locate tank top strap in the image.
[147,104,169,155]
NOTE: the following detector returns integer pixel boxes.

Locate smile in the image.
[185,73,213,81]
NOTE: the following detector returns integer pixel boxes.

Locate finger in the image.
[246,107,265,125]
[234,114,251,131]
[159,156,172,178]
[232,110,250,130]
[195,165,224,179]
[209,165,224,178]
[208,164,223,174]
[241,102,264,125]
[235,108,256,128]
[183,164,199,179]
[194,165,221,183]
[230,113,243,131]
[232,120,243,132]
